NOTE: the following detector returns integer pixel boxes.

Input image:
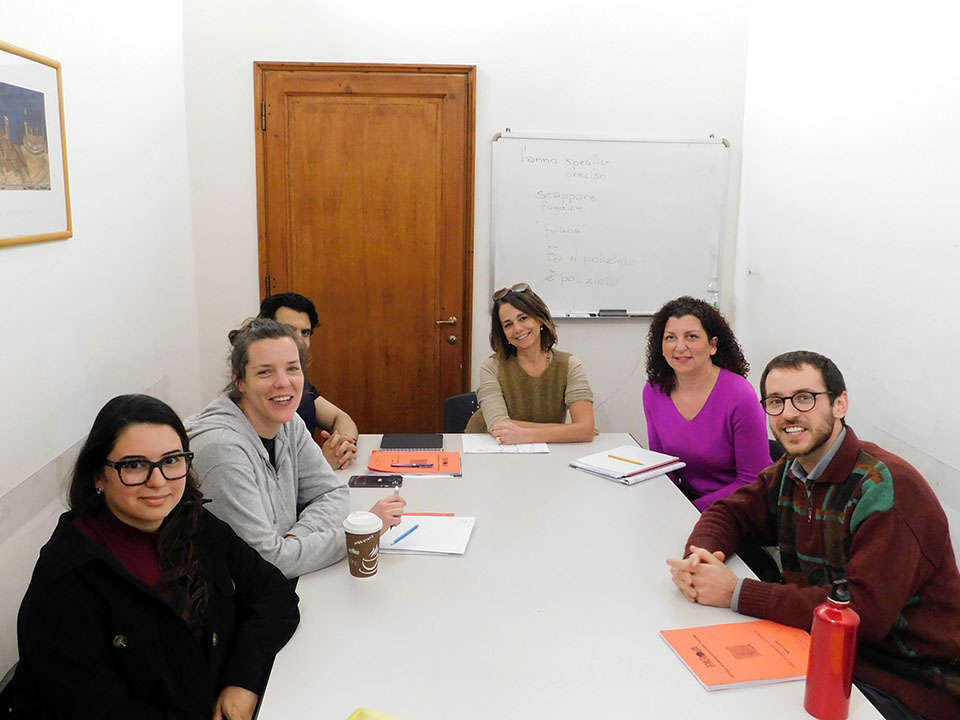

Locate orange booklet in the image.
[368,450,462,476]
[660,619,810,691]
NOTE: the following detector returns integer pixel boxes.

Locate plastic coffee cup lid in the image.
[343,511,383,535]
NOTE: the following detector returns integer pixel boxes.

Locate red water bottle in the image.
[804,579,860,720]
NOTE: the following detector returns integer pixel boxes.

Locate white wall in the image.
[0,0,201,671]
[183,0,751,438]
[737,3,960,509]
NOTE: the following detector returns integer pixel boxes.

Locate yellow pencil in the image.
[609,454,644,466]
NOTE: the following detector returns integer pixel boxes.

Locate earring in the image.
[95,486,104,496]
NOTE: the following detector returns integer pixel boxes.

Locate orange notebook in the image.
[368,450,462,476]
[660,619,810,691]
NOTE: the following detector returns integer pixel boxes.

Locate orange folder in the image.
[368,450,462,475]
[660,619,810,690]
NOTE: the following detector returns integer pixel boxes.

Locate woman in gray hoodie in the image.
[186,318,404,579]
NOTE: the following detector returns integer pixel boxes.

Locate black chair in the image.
[770,438,786,461]
[0,663,15,715]
[444,392,479,433]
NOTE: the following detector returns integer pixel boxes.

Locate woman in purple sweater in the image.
[642,296,771,512]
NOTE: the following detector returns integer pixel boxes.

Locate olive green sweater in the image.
[465,351,593,433]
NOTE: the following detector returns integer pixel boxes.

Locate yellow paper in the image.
[347,709,405,720]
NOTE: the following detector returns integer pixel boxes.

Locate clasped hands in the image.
[666,545,738,608]
[319,430,358,469]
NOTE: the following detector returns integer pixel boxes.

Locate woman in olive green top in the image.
[465,283,596,443]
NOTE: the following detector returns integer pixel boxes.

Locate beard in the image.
[773,416,838,460]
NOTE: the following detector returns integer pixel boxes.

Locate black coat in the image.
[12,509,300,719]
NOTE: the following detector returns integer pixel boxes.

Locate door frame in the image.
[252,61,476,395]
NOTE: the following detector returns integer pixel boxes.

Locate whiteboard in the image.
[491,133,729,316]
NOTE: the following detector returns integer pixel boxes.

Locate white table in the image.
[259,434,882,720]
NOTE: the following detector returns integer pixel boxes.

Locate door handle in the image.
[435,316,458,326]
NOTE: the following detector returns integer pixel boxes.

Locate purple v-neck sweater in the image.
[642,368,771,511]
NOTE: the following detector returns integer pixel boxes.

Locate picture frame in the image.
[0,40,72,247]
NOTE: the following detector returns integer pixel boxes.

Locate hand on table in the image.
[666,545,736,608]
[370,494,407,534]
[212,685,258,720]
[491,420,527,445]
[320,430,358,469]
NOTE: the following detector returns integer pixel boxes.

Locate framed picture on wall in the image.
[0,41,72,247]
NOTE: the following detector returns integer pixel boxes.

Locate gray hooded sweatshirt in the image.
[185,394,349,579]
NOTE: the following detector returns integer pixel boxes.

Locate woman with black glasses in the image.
[11,394,299,720]
[465,282,595,443]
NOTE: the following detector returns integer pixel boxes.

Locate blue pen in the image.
[390,523,420,546]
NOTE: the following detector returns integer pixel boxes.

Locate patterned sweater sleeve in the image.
[737,480,937,643]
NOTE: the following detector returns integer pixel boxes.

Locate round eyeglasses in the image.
[104,452,194,487]
[761,391,832,416]
[492,282,530,301]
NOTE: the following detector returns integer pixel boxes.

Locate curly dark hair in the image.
[489,284,558,358]
[645,296,749,395]
[69,394,209,630]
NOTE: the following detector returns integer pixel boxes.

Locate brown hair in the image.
[223,317,308,401]
[489,285,558,358]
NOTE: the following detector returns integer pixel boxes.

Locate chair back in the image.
[0,662,15,715]
[769,438,786,462]
[444,392,479,433]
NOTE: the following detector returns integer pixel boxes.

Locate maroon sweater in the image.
[73,511,163,588]
[687,428,960,720]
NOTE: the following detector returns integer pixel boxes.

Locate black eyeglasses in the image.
[104,452,194,487]
[492,282,530,301]
[761,392,832,416]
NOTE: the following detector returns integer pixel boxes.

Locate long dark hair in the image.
[645,296,749,395]
[489,285,558,358]
[70,394,209,628]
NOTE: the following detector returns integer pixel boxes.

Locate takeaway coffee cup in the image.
[343,511,383,579]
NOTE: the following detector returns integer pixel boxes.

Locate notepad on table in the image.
[379,433,443,450]
[660,619,810,691]
[368,450,462,477]
[380,515,475,555]
[569,444,683,484]
[346,709,405,720]
[460,434,549,454]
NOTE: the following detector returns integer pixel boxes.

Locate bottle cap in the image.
[829,578,851,604]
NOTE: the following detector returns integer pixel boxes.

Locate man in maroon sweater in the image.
[667,351,960,720]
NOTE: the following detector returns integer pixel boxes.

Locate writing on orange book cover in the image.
[368,450,462,475]
[660,619,810,691]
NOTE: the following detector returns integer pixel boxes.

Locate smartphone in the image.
[348,474,403,488]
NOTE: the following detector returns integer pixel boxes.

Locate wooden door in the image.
[254,63,475,433]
